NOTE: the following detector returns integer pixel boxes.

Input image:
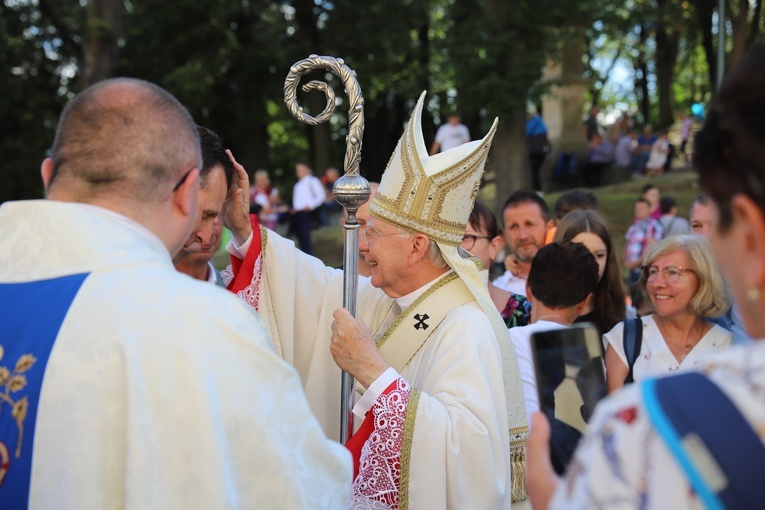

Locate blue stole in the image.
[0,273,88,508]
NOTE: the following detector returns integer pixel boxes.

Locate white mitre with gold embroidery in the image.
[369,92,495,245]
[370,91,529,504]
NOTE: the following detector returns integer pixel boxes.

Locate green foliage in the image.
[2,0,749,205]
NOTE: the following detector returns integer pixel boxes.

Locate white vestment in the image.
[0,201,351,509]
[236,227,513,509]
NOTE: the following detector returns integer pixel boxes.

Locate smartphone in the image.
[530,323,607,475]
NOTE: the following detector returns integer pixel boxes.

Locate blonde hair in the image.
[642,235,731,318]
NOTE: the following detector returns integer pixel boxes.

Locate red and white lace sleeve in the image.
[347,377,413,510]
[220,214,263,311]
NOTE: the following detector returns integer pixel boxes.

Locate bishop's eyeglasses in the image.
[641,265,695,283]
[362,227,404,243]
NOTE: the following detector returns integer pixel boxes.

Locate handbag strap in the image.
[643,372,765,509]
[622,318,643,384]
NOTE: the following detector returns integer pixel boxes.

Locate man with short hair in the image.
[630,124,658,174]
[688,193,753,346]
[624,197,664,283]
[583,103,601,141]
[174,126,233,285]
[510,241,600,473]
[494,190,554,296]
[292,160,326,254]
[658,195,690,237]
[690,192,717,236]
[223,92,528,509]
[429,114,470,154]
[0,78,351,508]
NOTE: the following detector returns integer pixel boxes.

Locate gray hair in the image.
[642,235,731,318]
[397,226,448,269]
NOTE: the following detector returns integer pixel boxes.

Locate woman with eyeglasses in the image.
[527,51,765,510]
[603,235,731,391]
[462,201,532,328]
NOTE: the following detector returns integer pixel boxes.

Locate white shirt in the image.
[604,314,732,380]
[509,320,568,426]
[292,174,325,211]
[434,122,471,152]
[492,270,527,296]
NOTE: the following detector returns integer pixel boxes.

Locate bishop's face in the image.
[363,216,413,298]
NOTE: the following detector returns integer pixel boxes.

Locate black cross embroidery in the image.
[413,313,430,330]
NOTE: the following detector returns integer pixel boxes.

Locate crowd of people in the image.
[1,51,765,509]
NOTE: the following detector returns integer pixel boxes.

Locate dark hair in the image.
[690,193,710,216]
[554,189,599,219]
[660,196,677,215]
[554,210,627,333]
[197,126,234,190]
[468,201,500,238]
[641,183,658,195]
[502,190,550,221]
[629,281,651,317]
[636,197,650,206]
[528,241,599,309]
[695,50,765,231]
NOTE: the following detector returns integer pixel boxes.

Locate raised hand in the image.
[222,149,253,246]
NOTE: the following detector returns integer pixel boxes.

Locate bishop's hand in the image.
[330,308,389,388]
[222,149,253,246]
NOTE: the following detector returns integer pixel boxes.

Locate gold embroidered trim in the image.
[0,346,36,459]
[509,425,529,448]
[260,227,285,360]
[369,100,498,246]
[509,426,530,502]
[375,272,459,349]
[399,386,420,510]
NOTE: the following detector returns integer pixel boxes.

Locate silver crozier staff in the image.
[284,55,371,444]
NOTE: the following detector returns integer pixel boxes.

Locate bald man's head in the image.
[47,78,201,203]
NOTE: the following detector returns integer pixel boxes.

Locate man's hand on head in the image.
[222,149,253,245]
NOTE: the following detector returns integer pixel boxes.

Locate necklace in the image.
[535,314,569,325]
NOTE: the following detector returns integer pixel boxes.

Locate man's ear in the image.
[525,280,533,301]
[489,235,504,262]
[574,293,594,316]
[731,194,765,289]
[173,168,200,217]
[41,158,54,190]
[409,234,431,265]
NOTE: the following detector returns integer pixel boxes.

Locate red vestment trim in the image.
[226,215,262,296]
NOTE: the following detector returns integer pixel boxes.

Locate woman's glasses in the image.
[461,234,493,251]
[641,265,694,283]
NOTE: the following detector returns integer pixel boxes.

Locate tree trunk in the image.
[655,0,680,129]
[729,0,753,69]
[80,0,124,88]
[636,24,651,126]
[693,0,717,91]
[492,105,531,219]
[484,0,530,214]
[293,0,334,175]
